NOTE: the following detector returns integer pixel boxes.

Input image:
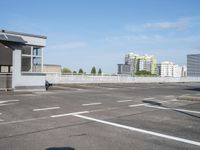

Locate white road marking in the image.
[0,117,47,125]
[82,102,102,106]
[74,114,200,147]
[0,103,18,107]
[117,100,133,103]
[165,95,175,98]
[0,99,19,104]
[143,97,155,100]
[145,105,200,114]
[51,111,89,118]
[129,99,178,108]
[182,94,190,96]
[0,119,4,122]
[33,107,60,111]
[0,113,2,115]
[129,104,146,107]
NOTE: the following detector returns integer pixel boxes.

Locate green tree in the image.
[78,68,84,74]
[73,71,77,74]
[135,70,152,76]
[62,67,71,74]
[91,66,96,75]
[98,68,102,75]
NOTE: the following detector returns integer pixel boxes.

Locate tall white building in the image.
[160,61,184,77]
[120,52,157,75]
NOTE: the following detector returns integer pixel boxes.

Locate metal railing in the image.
[0,73,12,91]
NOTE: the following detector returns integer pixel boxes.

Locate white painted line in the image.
[90,107,119,113]
[129,99,178,108]
[165,95,175,98]
[74,114,200,147]
[0,103,18,107]
[82,102,102,106]
[0,119,4,122]
[33,107,60,111]
[175,109,200,114]
[145,105,168,110]
[117,100,133,103]
[0,117,47,125]
[0,113,2,115]
[0,99,19,104]
[143,97,155,100]
[129,104,146,107]
[145,105,200,114]
[51,111,89,118]
[182,94,190,96]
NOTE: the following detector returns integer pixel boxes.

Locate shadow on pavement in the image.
[185,88,200,91]
[46,147,75,150]
[142,100,200,119]
[142,100,161,106]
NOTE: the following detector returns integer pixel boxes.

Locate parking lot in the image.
[0,83,200,150]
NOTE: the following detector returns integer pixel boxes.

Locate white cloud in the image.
[143,18,190,30]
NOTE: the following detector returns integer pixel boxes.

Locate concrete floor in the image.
[0,83,200,150]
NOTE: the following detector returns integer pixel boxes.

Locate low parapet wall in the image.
[46,74,200,84]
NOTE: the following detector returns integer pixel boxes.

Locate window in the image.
[21,46,43,73]
[32,57,42,72]
[21,56,31,72]
[1,66,9,73]
[33,48,42,56]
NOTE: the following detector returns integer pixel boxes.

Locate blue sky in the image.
[1,0,200,73]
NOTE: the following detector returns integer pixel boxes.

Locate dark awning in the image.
[0,34,27,44]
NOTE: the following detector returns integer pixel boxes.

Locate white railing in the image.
[0,73,12,90]
[45,73,200,84]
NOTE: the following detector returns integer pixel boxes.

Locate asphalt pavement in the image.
[0,82,200,150]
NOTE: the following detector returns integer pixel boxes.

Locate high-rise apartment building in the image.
[160,61,184,77]
[118,52,157,75]
[187,54,200,77]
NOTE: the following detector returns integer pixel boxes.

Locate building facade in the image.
[0,30,46,91]
[43,64,62,74]
[118,52,157,76]
[187,54,200,77]
[117,64,131,75]
[160,61,184,77]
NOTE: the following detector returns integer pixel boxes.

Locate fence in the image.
[46,73,200,84]
[0,74,12,90]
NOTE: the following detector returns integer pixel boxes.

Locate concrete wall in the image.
[43,65,62,74]
[12,50,45,91]
[46,74,200,84]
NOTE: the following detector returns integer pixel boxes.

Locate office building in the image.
[118,52,157,75]
[160,61,184,77]
[187,54,200,77]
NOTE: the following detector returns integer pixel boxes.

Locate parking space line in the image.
[0,119,4,122]
[82,102,102,106]
[0,103,18,107]
[143,97,155,100]
[145,105,200,114]
[0,100,20,104]
[33,107,60,111]
[129,99,178,108]
[117,100,133,103]
[129,104,146,107]
[74,114,200,147]
[165,95,175,98]
[0,117,48,125]
[51,111,89,118]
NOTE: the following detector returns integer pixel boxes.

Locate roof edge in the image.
[0,29,47,39]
